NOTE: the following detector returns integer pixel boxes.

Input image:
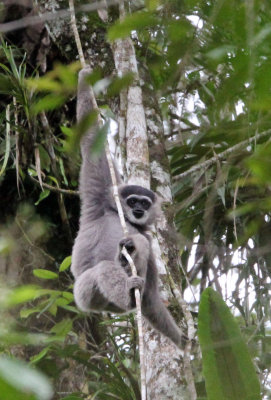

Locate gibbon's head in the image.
[118,184,161,227]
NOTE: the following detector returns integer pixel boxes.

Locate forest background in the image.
[0,0,270,399]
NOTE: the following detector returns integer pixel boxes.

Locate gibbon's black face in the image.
[120,185,157,226]
[127,196,152,219]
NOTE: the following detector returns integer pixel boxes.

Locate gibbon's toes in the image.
[181,334,189,347]
[79,66,91,78]
[127,276,145,291]
[119,253,128,267]
[119,238,136,254]
[119,238,136,268]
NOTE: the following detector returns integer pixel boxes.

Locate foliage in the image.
[1,0,271,399]
[198,288,261,400]
[0,356,53,400]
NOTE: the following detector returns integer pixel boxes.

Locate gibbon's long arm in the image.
[77,68,121,220]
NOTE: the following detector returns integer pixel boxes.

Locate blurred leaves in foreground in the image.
[199,288,261,400]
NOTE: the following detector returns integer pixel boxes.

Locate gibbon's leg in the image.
[117,234,150,279]
[142,296,188,348]
[141,253,189,348]
[73,261,145,313]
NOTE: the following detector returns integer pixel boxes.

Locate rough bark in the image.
[112,36,150,187]
[142,68,191,400]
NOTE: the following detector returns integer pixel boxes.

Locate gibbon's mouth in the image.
[133,210,144,219]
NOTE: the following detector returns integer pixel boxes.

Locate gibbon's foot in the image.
[119,237,135,253]
[127,276,145,291]
[181,333,190,348]
[128,276,145,309]
[119,237,136,267]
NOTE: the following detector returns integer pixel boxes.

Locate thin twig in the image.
[68,0,86,68]
[0,105,11,177]
[38,111,73,242]
[121,248,146,399]
[15,217,55,263]
[175,129,271,180]
[13,97,20,196]
[0,0,120,33]
[233,178,239,242]
[34,146,43,189]
[68,2,146,398]
[29,175,79,196]
[105,147,129,235]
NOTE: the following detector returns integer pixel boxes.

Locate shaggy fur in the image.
[71,68,187,348]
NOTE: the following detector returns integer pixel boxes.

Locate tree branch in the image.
[174,129,271,180]
[29,175,79,196]
[0,0,119,33]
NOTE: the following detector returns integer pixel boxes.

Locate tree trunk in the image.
[142,69,191,400]
[111,15,191,399]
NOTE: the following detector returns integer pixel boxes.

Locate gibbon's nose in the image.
[133,209,144,219]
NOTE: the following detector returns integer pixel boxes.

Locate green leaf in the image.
[50,318,73,336]
[5,285,43,306]
[198,288,261,400]
[145,0,160,11]
[27,168,38,177]
[99,105,116,120]
[59,158,68,186]
[33,269,58,280]
[92,121,109,155]
[0,357,53,400]
[20,307,42,318]
[48,301,57,316]
[34,189,50,206]
[26,76,62,92]
[30,348,49,365]
[206,45,236,61]
[107,11,157,41]
[54,298,69,307]
[0,73,13,93]
[59,255,72,272]
[26,62,79,94]
[217,185,226,207]
[64,110,98,154]
[61,291,74,301]
[58,305,78,314]
[106,73,135,97]
[252,23,271,46]
[33,94,66,113]
[38,145,51,172]
[60,125,73,138]
[47,175,58,185]
[0,237,14,255]
[246,142,271,184]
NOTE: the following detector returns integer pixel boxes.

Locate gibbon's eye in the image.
[127,197,137,208]
[141,199,151,210]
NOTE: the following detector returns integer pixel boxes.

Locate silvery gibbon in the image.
[71,67,187,348]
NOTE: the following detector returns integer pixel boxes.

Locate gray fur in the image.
[71,67,187,348]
